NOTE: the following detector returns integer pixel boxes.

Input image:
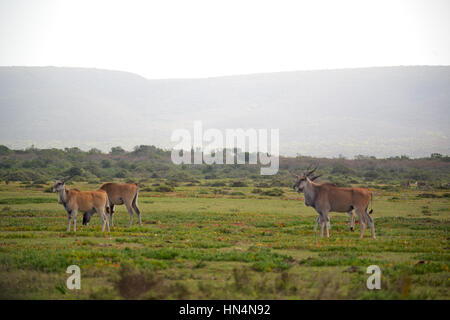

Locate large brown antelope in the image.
[83,182,141,227]
[293,167,375,239]
[52,177,110,232]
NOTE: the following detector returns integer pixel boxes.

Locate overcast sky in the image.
[0,0,449,79]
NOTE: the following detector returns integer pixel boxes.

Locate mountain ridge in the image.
[0,66,449,157]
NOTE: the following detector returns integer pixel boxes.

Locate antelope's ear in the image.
[310,175,322,181]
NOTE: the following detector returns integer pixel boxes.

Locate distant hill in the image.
[0,66,449,157]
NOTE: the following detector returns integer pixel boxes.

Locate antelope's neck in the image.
[58,187,68,205]
[304,181,316,206]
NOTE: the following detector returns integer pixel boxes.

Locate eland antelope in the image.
[83,182,141,227]
[52,176,110,232]
[293,167,375,239]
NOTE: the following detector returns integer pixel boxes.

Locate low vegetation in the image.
[0,173,448,299]
[0,145,448,299]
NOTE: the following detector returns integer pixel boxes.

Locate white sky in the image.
[0,0,449,79]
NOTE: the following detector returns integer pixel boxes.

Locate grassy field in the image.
[0,181,448,299]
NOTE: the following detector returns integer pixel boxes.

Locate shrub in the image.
[261,188,284,197]
[154,185,174,192]
[255,182,270,188]
[114,263,163,299]
[230,181,247,187]
[212,189,228,195]
[210,181,226,187]
[270,179,291,187]
[114,170,127,178]
[331,163,353,175]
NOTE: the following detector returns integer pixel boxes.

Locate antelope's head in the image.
[292,166,321,192]
[52,176,73,192]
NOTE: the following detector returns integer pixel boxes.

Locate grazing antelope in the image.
[52,176,110,232]
[293,167,375,239]
[83,182,141,227]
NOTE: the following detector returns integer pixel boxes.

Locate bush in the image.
[331,164,353,175]
[212,189,228,195]
[230,181,247,187]
[154,185,174,192]
[261,188,284,197]
[364,171,379,180]
[255,182,270,188]
[114,263,163,299]
[0,145,11,155]
[210,181,226,187]
[270,179,290,187]
[101,159,112,168]
[114,170,128,178]
[4,170,43,182]
[33,179,48,185]
[417,193,439,199]
[166,180,178,187]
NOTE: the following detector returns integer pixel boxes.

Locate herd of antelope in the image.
[52,166,375,239]
[52,177,141,233]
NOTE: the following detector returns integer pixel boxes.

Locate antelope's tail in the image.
[369,193,373,214]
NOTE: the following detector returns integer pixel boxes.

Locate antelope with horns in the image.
[52,176,110,232]
[293,167,375,239]
[83,182,141,227]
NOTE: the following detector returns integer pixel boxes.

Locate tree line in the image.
[0,145,448,189]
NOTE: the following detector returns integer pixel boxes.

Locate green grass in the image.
[0,181,448,299]
[0,197,54,205]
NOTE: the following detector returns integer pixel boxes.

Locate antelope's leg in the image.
[347,211,355,231]
[109,204,115,227]
[99,207,109,232]
[72,210,78,232]
[101,212,105,232]
[125,202,134,227]
[132,195,142,225]
[365,211,376,239]
[319,214,325,237]
[320,220,324,237]
[104,208,110,232]
[355,209,366,239]
[67,211,72,232]
[323,212,330,238]
[314,215,320,231]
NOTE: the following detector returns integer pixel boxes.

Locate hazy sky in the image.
[0,0,449,79]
